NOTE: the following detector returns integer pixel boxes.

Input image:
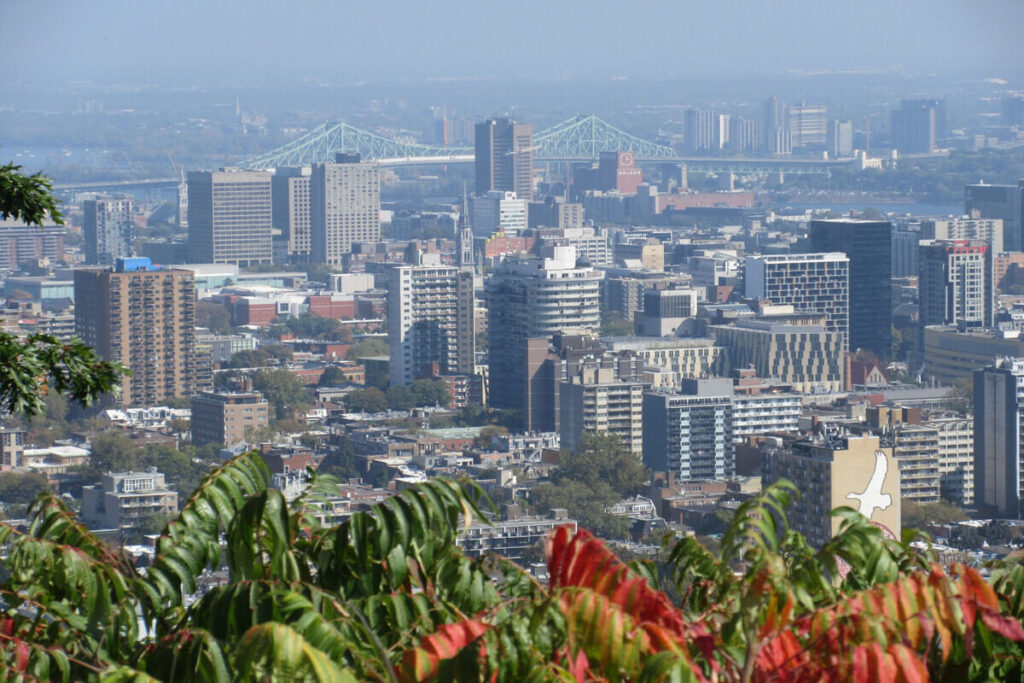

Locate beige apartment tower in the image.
[187,170,273,266]
[271,166,312,262]
[765,434,901,548]
[191,391,270,447]
[74,258,196,407]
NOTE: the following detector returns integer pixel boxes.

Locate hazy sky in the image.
[2,0,1022,86]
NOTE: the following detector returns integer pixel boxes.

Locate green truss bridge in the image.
[240,114,846,175]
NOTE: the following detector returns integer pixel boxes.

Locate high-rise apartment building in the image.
[271,166,312,262]
[728,117,758,153]
[310,159,380,265]
[764,433,900,548]
[928,416,974,507]
[74,257,196,407]
[475,117,533,201]
[827,119,854,159]
[642,379,735,481]
[761,97,791,155]
[902,98,947,138]
[560,366,644,456]
[83,196,135,266]
[744,252,850,343]
[891,104,936,154]
[187,170,273,266]
[685,109,715,152]
[891,225,921,278]
[486,246,601,424]
[388,265,474,386]
[918,240,993,331]
[810,219,892,357]
[974,357,1024,517]
[191,391,270,447]
[965,182,1023,253]
[920,217,1004,256]
[789,103,827,148]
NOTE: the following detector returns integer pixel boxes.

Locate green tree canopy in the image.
[344,387,387,413]
[196,300,232,334]
[345,337,389,361]
[0,470,49,506]
[253,368,310,421]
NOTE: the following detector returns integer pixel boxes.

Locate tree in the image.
[85,431,142,477]
[949,376,974,413]
[196,300,232,334]
[252,368,310,421]
[2,460,1023,680]
[599,305,633,337]
[555,432,648,498]
[0,471,49,506]
[345,337,389,361]
[228,349,272,368]
[0,166,126,417]
[318,365,348,386]
[284,313,353,342]
[345,387,387,414]
[410,378,450,407]
[386,385,416,411]
[902,500,968,529]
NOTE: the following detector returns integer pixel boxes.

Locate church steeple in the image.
[457,183,474,270]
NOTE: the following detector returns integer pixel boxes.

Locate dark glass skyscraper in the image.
[474,117,533,200]
[810,219,893,357]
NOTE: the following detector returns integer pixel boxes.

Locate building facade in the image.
[471,191,528,236]
[388,265,474,386]
[74,258,196,406]
[642,380,735,481]
[965,182,1023,253]
[486,246,602,426]
[475,117,533,201]
[744,252,850,344]
[310,160,381,265]
[764,434,900,548]
[810,219,892,357]
[918,240,993,331]
[974,358,1024,517]
[560,366,644,456]
[191,391,270,447]
[82,470,179,531]
[83,196,135,266]
[187,170,273,266]
[271,166,312,262]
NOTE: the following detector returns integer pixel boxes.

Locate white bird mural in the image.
[846,450,892,520]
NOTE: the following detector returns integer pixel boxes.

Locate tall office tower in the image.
[891,225,921,278]
[83,196,135,266]
[713,114,730,150]
[788,103,827,148]
[744,253,850,342]
[764,433,900,548]
[310,159,381,265]
[761,97,791,155]
[597,152,642,194]
[921,217,1004,256]
[471,191,528,236]
[271,166,312,263]
[73,257,195,407]
[902,98,947,138]
[684,108,715,152]
[974,357,1024,517]
[486,246,601,427]
[388,265,475,386]
[891,104,936,154]
[475,117,533,201]
[642,379,735,481]
[728,117,758,153]
[1005,94,1024,127]
[827,119,854,158]
[187,170,272,266]
[965,181,1024,253]
[810,219,892,357]
[176,171,188,229]
[918,240,993,330]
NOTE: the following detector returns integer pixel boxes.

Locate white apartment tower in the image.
[388,265,475,386]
